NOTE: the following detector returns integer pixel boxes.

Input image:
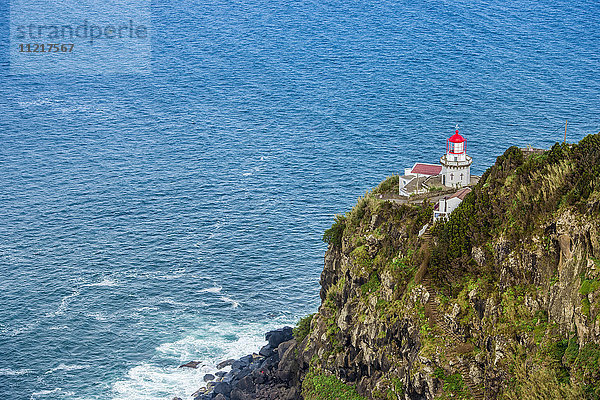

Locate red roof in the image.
[448,131,465,143]
[449,187,471,200]
[411,163,442,176]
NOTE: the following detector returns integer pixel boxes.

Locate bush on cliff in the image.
[323,215,346,247]
[373,175,399,195]
[503,354,585,400]
[293,313,314,343]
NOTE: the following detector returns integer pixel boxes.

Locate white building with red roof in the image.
[433,187,472,222]
[399,127,474,196]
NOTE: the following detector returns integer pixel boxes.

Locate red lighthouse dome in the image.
[448,130,465,143]
[447,129,466,155]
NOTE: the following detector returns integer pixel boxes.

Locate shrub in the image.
[323,215,346,247]
[432,367,471,399]
[503,358,585,400]
[350,245,373,270]
[373,175,399,194]
[574,343,600,386]
[293,313,315,342]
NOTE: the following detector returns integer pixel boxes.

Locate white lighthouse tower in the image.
[440,127,472,188]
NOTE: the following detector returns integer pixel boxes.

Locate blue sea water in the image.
[0,0,599,398]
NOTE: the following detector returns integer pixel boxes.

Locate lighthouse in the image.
[440,128,472,188]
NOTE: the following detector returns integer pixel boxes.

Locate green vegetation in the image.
[580,276,600,318]
[580,277,600,297]
[322,287,342,352]
[293,313,315,342]
[302,371,367,400]
[323,215,346,246]
[361,273,380,296]
[502,356,585,400]
[563,336,579,367]
[388,254,416,294]
[431,133,600,280]
[373,175,399,195]
[411,201,433,236]
[351,246,373,272]
[574,343,600,399]
[432,367,471,399]
[345,195,376,231]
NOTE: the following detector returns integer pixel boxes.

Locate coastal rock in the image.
[276,339,300,382]
[232,355,252,370]
[234,367,252,382]
[277,339,295,359]
[203,373,215,382]
[258,344,274,357]
[213,381,231,396]
[265,327,293,348]
[179,361,201,369]
[235,375,256,392]
[230,389,252,400]
[221,370,235,384]
[191,387,207,398]
[260,353,280,370]
[217,359,236,369]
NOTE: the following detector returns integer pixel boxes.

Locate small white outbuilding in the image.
[433,187,471,222]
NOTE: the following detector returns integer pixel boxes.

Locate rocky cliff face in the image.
[212,134,600,400]
[293,134,600,400]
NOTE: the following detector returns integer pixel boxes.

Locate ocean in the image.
[0,0,598,398]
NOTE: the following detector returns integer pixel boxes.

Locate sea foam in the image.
[111,321,287,400]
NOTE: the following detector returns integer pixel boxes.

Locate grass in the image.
[302,371,367,400]
[432,367,471,400]
[293,313,315,342]
[503,356,585,400]
[579,276,600,318]
[361,273,380,296]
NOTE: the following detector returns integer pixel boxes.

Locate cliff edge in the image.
[212,133,600,400]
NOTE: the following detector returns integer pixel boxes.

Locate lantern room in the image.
[445,129,468,163]
[447,130,466,155]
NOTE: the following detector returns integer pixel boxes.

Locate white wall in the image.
[434,196,464,222]
[443,165,470,188]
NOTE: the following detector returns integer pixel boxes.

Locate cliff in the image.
[205,133,600,400]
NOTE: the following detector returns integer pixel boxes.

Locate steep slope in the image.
[217,133,600,400]
[297,133,600,399]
